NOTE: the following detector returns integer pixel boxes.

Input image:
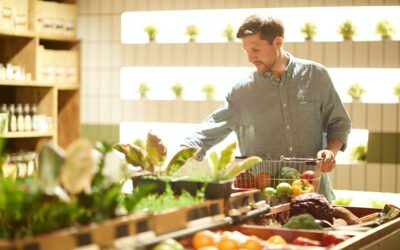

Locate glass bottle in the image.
[1,103,8,133]
[9,104,17,132]
[16,103,24,132]
[24,104,32,131]
[31,104,38,131]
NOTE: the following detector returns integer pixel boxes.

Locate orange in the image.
[193,230,216,249]
[241,236,262,250]
[218,237,239,250]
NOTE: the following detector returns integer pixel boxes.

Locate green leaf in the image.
[209,151,219,174]
[146,132,167,167]
[217,142,236,173]
[113,143,153,172]
[166,147,199,176]
[222,156,262,179]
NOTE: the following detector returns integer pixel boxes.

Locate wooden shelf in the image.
[56,83,80,90]
[1,131,54,138]
[38,33,79,43]
[125,40,400,68]
[0,29,35,38]
[0,80,53,87]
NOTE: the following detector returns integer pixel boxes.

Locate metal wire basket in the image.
[233,156,322,193]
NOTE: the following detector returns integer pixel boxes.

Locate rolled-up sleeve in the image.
[320,68,352,151]
[182,100,234,152]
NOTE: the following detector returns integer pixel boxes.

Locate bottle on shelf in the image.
[16,103,24,132]
[24,104,32,131]
[31,104,38,131]
[8,104,17,132]
[1,104,9,134]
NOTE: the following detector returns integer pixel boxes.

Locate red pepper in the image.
[321,233,349,246]
[292,236,321,246]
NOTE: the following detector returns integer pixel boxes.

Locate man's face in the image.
[241,33,279,73]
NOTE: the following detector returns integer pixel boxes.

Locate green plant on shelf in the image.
[144,24,158,42]
[347,83,366,101]
[223,23,235,42]
[171,81,184,99]
[351,143,367,162]
[113,131,199,177]
[375,20,395,40]
[338,20,357,41]
[182,142,262,182]
[137,82,150,99]
[201,83,216,100]
[300,22,317,41]
[185,24,199,42]
[394,82,400,101]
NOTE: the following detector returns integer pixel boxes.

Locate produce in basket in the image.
[300,170,317,184]
[291,179,314,196]
[234,172,255,189]
[254,171,271,189]
[276,182,293,196]
[283,213,324,230]
[290,192,334,224]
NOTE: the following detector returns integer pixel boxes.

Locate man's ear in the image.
[273,36,284,48]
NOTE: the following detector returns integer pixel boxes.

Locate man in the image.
[182,14,351,201]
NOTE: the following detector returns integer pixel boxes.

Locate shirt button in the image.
[289,147,293,151]
[286,125,290,129]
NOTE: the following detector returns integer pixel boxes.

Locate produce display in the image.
[290,193,335,224]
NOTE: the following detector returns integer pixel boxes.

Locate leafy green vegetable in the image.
[146,131,167,167]
[113,143,152,171]
[166,147,199,176]
[280,166,301,180]
[283,213,323,230]
[133,185,203,213]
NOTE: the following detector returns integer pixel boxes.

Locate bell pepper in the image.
[292,236,321,246]
[266,235,287,245]
[291,179,314,195]
[320,233,349,246]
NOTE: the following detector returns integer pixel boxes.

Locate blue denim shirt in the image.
[183,53,351,201]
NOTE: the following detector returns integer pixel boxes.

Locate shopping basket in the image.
[233,156,322,198]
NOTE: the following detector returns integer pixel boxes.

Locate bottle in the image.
[24,104,32,131]
[31,104,38,131]
[1,104,8,133]
[9,104,17,132]
[16,103,24,132]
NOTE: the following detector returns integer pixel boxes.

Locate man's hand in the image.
[317,149,336,172]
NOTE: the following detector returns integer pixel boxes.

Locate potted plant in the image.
[347,83,366,101]
[394,82,400,101]
[176,142,262,199]
[137,82,150,99]
[351,144,367,162]
[144,24,158,42]
[376,20,395,40]
[300,22,317,41]
[113,132,199,194]
[201,83,216,100]
[185,24,199,42]
[223,24,235,42]
[171,81,184,99]
[338,20,357,40]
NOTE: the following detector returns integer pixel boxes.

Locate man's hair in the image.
[236,14,284,44]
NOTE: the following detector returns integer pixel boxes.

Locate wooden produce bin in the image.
[0,213,151,250]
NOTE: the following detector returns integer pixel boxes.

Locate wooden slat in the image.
[381,163,396,192]
[335,164,351,190]
[367,104,382,132]
[365,163,381,192]
[350,163,366,191]
[351,103,367,129]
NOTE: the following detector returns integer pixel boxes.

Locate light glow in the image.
[122,7,400,44]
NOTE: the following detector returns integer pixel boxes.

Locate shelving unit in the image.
[0,0,80,151]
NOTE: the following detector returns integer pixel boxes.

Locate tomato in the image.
[254,172,271,189]
[234,172,255,189]
[300,170,317,184]
[193,230,216,249]
[217,237,239,250]
[241,236,262,250]
[292,236,320,246]
[320,233,349,246]
[265,235,287,245]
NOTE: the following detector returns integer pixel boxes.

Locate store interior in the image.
[0,0,400,249]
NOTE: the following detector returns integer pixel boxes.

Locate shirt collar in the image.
[262,52,295,81]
